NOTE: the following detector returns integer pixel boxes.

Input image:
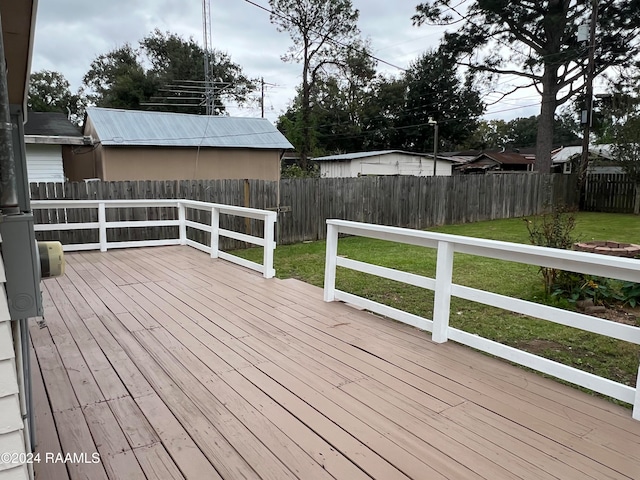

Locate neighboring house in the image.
[457,151,535,174]
[315,150,455,178]
[67,107,293,181]
[1,1,38,479]
[24,112,88,182]
[552,144,622,174]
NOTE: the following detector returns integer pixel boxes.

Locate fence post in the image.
[98,202,107,252]
[210,207,219,258]
[634,364,640,421]
[178,202,186,245]
[324,221,339,302]
[432,240,454,343]
[263,212,276,279]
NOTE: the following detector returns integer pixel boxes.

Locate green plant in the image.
[621,281,640,308]
[524,206,578,294]
[280,163,320,178]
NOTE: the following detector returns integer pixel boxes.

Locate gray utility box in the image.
[0,213,42,319]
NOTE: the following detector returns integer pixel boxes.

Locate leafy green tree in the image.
[464,113,580,150]
[269,0,361,169]
[360,76,407,150]
[398,48,484,152]
[413,0,640,173]
[83,44,156,110]
[83,32,254,114]
[28,70,86,124]
[140,30,255,114]
[605,73,640,213]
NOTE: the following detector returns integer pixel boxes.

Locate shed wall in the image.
[320,153,453,178]
[99,146,281,181]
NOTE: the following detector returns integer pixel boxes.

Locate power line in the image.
[243,0,408,72]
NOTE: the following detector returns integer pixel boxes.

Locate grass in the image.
[234,212,640,400]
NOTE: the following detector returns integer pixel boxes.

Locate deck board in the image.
[31,246,640,480]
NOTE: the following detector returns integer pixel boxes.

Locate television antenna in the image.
[202,0,214,115]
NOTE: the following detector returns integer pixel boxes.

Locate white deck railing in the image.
[323,219,640,420]
[31,199,277,278]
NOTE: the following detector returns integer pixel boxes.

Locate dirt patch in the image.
[517,339,565,355]
[593,306,639,326]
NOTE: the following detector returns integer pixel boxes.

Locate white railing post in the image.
[633,365,640,420]
[324,222,339,302]
[178,202,187,245]
[210,207,219,258]
[432,240,454,343]
[98,202,107,252]
[263,212,276,278]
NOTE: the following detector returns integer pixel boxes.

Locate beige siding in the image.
[99,146,281,181]
[0,247,28,480]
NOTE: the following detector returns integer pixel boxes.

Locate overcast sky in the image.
[31,0,540,123]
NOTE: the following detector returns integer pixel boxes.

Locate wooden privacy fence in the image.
[30,174,576,247]
[584,174,637,213]
[279,174,576,243]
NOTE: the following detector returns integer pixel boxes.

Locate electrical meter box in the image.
[0,213,43,319]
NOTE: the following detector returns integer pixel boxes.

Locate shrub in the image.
[524,206,578,295]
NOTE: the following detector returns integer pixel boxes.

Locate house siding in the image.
[320,153,453,178]
[25,144,65,183]
[0,246,28,480]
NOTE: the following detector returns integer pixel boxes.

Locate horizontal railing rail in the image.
[31,199,277,278]
[323,219,640,420]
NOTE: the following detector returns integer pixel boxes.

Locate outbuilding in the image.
[24,111,89,182]
[67,107,293,181]
[314,150,455,178]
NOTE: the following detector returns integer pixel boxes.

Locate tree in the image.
[28,70,86,124]
[607,72,640,213]
[398,48,484,152]
[269,0,361,170]
[140,30,255,114]
[83,31,254,114]
[83,44,156,110]
[413,1,640,173]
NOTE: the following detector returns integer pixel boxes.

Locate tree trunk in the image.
[635,182,640,215]
[534,69,558,174]
[300,47,311,172]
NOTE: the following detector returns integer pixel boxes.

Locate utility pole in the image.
[429,117,438,177]
[261,77,265,118]
[578,0,599,207]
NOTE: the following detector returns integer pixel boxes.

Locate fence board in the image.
[31,174,579,247]
[584,174,636,213]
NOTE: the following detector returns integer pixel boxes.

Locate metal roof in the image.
[314,150,456,162]
[86,107,293,150]
[469,152,535,165]
[551,144,614,164]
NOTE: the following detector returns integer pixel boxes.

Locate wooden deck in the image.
[30,246,640,480]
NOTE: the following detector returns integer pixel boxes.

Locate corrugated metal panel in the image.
[87,107,294,150]
[25,144,65,182]
[315,150,400,161]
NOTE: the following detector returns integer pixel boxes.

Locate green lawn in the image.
[234,212,640,402]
